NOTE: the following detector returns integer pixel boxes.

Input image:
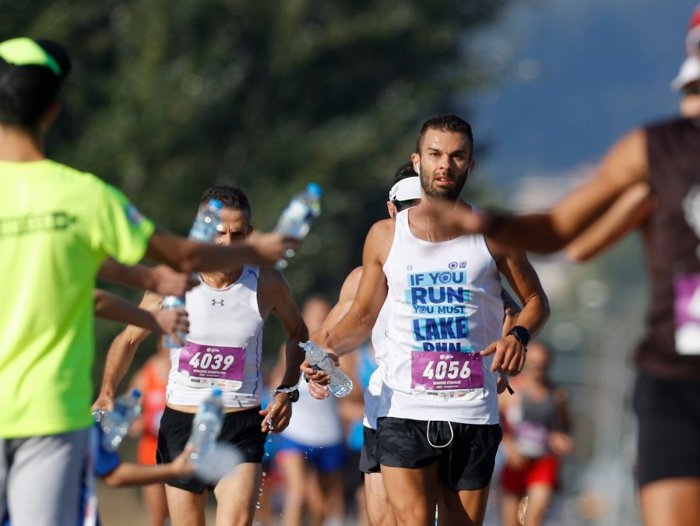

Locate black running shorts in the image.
[359,425,380,474]
[156,406,266,493]
[376,416,502,491]
[634,372,700,487]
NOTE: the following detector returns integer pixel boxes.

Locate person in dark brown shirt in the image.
[444,86,700,526]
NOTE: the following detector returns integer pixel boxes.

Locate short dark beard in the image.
[419,171,467,201]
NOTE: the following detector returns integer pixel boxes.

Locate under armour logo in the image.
[211,299,225,306]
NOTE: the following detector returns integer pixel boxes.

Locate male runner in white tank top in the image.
[306,114,549,526]
[310,166,524,526]
[93,186,307,526]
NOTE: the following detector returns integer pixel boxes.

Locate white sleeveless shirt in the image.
[376,209,503,424]
[166,266,264,408]
[363,299,389,429]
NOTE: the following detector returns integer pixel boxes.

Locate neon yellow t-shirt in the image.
[0,160,155,437]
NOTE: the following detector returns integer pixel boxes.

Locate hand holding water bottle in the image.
[187,388,243,484]
[163,198,223,348]
[93,389,142,451]
[244,231,302,267]
[300,341,353,398]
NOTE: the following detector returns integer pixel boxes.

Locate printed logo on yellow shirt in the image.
[0,211,77,238]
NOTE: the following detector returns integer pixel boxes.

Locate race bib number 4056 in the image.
[411,351,484,391]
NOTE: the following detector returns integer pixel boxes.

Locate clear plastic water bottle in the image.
[189,387,224,465]
[161,295,186,348]
[163,198,223,348]
[300,341,353,397]
[274,183,322,269]
[194,442,243,484]
[98,389,142,451]
[188,198,224,243]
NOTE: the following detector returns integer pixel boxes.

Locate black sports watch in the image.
[506,326,530,347]
[273,384,299,403]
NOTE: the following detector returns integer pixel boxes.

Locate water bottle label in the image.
[410,351,484,393]
[177,342,245,389]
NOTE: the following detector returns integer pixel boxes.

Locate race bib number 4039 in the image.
[178,342,246,384]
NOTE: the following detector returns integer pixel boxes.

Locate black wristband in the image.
[273,384,299,402]
[506,325,530,347]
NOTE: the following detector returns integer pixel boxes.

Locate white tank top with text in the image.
[377,208,503,424]
[166,267,264,408]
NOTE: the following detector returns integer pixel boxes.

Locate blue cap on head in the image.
[306,183,322,198]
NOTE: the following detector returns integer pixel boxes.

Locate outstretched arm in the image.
[311,266,363,343]
[449,129,649,254]
[318,221,393,356]
[98,258,198,297]
[102,447,194,487]
[304,266,364,398]
[93,289,187,338]
[145,229,298,272]
[565,182,654,262]
[93,292,161,411]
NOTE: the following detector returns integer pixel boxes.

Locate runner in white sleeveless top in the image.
[379,208,503,421]
[310,170,523,526]
[305,114,549,526]
[94,186,307,526]
[166,268,265,408]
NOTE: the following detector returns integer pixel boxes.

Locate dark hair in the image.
[394,161,417,182]
[415,113,474,157]
[200,185,252,220]
[394,199,420,213]
[0,39,71,131]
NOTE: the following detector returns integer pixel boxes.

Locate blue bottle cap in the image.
[208,199,223,210]
[131,389,142,399]
[306,183,322,198]
[212,387,223,397]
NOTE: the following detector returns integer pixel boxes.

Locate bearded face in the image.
[414,128,473,201]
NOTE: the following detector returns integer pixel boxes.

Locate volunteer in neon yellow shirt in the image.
[0,160,155,437]
[0,38,296,526]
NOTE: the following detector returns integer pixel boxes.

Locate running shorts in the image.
[634,372,700,487]
[156,406,266,493]
[274,435,345,473]
[376,417,502,491]
[359,425,380,474]
[500,454,560,495]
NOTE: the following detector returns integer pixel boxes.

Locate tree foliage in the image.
[3,0,512,366]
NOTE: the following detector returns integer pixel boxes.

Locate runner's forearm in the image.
[99,327,150,397]
[102,463,183,487]
[280,325,308,387]
[322,309,374,357]
[94,290,160,333]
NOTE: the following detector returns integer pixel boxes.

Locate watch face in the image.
[288,389,300,403]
